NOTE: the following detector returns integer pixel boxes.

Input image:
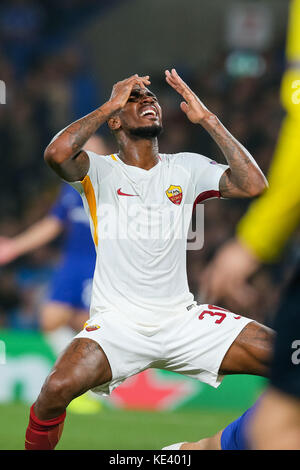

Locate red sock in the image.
[25,404,66,450]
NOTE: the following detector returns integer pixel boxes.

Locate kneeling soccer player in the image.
[25,70,273,450]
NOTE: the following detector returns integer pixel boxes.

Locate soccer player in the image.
[198,0,300,450]
[25,69,273,450]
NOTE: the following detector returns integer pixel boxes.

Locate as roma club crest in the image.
[165,185,183,205]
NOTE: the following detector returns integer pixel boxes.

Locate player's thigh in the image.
[219,320,274,377]
[51,337,112,391]
[35,337,112,419]
[40,301,74,331]
[162,304,254,387]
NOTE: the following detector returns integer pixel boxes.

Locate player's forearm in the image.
[44,102,114,164]
[200,114,268,198]
[13,217,62,257]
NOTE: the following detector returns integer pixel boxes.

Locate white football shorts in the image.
[75,303,253,396]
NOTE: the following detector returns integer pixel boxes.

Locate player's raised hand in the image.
[165,69,211,123]
[108,74,151,113]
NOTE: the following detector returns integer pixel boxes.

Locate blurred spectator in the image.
[0,0,45,76]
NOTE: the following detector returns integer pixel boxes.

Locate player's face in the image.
[119,86,162,135]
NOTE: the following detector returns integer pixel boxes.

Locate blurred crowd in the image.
[0,0,290,330]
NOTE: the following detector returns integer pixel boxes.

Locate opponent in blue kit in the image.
[46,183,96,317]
[0,135,107,354]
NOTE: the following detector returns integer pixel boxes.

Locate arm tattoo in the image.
[64,108,106,156]
[201,115,267,198]
[46,107,109,181]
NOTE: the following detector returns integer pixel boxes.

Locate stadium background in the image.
[0,0,294,450]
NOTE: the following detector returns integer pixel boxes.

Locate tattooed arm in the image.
[200,116,268,198]
[165,69,268,198]
[44,74,150,181]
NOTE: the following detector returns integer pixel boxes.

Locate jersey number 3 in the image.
[198,305,241,324]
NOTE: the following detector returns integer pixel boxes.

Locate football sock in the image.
[25,403,66,450]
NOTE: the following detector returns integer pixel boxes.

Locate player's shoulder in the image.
[85,151,116,178]
[86,150,115,166]
[161,152,214,170]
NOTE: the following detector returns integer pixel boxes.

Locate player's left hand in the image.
[165,69,212,123]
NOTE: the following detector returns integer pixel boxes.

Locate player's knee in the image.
[39,372,76,410]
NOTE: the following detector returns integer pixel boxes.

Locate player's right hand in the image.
[0,237,19,265]
[108,74,151,113]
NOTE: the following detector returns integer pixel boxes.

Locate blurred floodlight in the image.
[225,51,267,77]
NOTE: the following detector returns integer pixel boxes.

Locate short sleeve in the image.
[184,153,228,203]
[65,151,106,248]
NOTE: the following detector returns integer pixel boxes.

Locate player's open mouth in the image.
[139,106,158,119]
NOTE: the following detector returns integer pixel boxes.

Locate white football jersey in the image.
[70,151,228,326]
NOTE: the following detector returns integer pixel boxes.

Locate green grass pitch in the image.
[0,402,243,450]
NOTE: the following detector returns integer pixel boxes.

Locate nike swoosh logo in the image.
[117,188,139,197]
